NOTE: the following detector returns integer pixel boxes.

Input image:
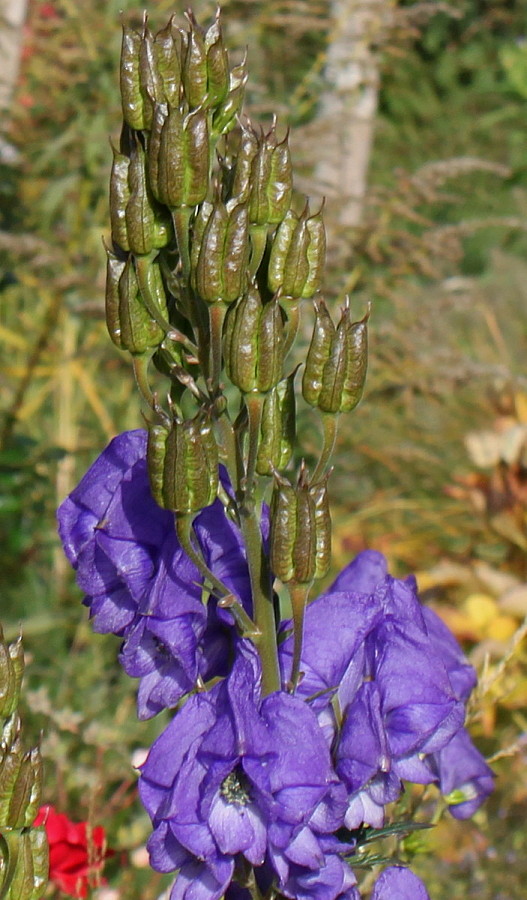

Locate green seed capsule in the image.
[109,147,130,252]
[195,200,249,303]
[205,14,230,107]
[126,140,170,254]
[256,373,296,476]
[153,18,183,105]
[302,300,336,407]
[120,26,145,130]
[268,205,325,299]
[212,58,248,137]
[230,125,259,202]
[117,257,164,354]
[162,416,219,514]
[154,105,209,209]
[1,825,48,900]
[270,479,298,584]
[147,421,170,507]
[270,470,331,584]
[303,301,369,414]
[139,25,163,129]
[182,12,208,109]
[249,123,293,226]
[105,252,125,348]
[224,289,285,392]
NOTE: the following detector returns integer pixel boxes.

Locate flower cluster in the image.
[58,431,494,900]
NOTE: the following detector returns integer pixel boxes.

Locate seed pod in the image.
[0,746,42,829]
[109,147,130,252]
[0,825,48,900]
[268,205,325,299]
[153,18,183,106]
[270,470,331,584]
[147,421,170,507]
[229,125,259,202]
[248,123,292,226]
[120,26,145,130]
[212,57,248,137]
[116,256,165,354]
[105,252,125,348]
[126,140,170,254]
[0,630,24,719]
[204,14,230,107]
[224,289,285,392]
[194,200,250,303]
[153,105,209,209]
[303,300,369,414]
[162,416,219,514]
[139,25,164,129]
[256,372,296,476]
[182,12,208,108]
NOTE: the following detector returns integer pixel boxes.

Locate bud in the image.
[224,288,285,393]
[256,372,296,476]
[270,468,331,584]
[302,300,368,414]
[149,104,209,209]
[212,57,248,137]
[268,205,325,299]
[147,416,219,514]
[125,139,171,254]
[193,200,250,303]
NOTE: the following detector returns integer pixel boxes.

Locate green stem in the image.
[248,224,268,278]
[172,206,193,282]
[209,302,226,393]
[311,411,339,483]
[239,508,281,695]
[132,353,155,410]
[176,513,260,638]
[287,582,311,692]
[243,392,264,499]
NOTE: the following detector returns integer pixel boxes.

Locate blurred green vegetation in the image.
[1,1,527,898]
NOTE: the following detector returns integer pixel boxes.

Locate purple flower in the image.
[140,645,353,900]
[57,430,253,718]
[432,726,495,819]
[371,867,430,900]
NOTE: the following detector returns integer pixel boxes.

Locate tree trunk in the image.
[314,0,391,230]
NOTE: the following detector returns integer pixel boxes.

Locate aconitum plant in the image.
[57,10,494,900]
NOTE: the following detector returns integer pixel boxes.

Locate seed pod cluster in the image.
[268,205,325,300]
[0,626,48,899]
[302,301,369,414]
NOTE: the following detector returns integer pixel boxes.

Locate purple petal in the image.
[371,866,430,900]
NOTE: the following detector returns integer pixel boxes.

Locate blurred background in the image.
[1,1,526,897]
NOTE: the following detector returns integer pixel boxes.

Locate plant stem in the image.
[209,302,226,393]
[132,353,155,410]
[243,392,264,497]
[238,507,281,695]
[312,411,339,483]
[287,582,310,692]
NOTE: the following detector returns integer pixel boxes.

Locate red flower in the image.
[34,804,111,898]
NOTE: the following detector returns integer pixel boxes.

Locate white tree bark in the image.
[314,0,391,229]
[0,0,29,161]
